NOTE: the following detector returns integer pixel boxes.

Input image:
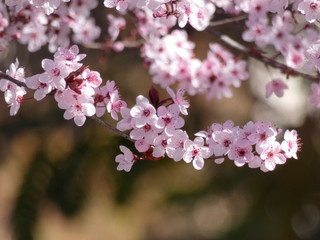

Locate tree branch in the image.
[0,72,27,88]
[209,14,247,27]
[207,28,319,82]
[90,115,134,142]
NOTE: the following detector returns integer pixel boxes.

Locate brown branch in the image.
[209,14,247,27]
[0,71,27,88]
[207,28,319,82]
[82,39,144,50]
[90,115,134,142]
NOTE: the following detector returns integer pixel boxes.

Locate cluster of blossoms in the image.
[1,0,101,52]
[142,30,248,100]
[115,87,300,172]
[0,59,26,115]
[104,0,320,105]
[0,45,301,173]
[1,0,320,105]
[5,0,320,174]
[0,45,126,126]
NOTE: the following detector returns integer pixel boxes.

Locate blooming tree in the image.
[3,0,317,174]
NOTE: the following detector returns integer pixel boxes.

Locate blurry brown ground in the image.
[1,6,320,240]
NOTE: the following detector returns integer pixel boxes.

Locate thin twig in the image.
[209,14,247,27]
[207,28,320,82]
[91,115,134,143]
[82,40,144,50]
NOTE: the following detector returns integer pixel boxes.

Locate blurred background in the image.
[1,5,320,240]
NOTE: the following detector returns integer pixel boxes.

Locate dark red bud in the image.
[149,86,159,108]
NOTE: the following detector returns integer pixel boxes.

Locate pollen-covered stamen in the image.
[162,139,168,147]
[297,137,303,151]
[52,68,60,76]
[223,139,231,148]
[163,115,171,124]
[267,151,275,158]
[17,95,24,103]
[310,2,318,10]
[192,147,200,157]
[143,109,150,117]
[143,124,151,132]
[75,103,82,111]
[238,149,246,157]
[260,132,267,141]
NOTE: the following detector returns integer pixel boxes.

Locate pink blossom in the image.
[107,14,126,41]
[228,143,254,167]
[116,107,133,131]
[39,58,70,90]
[25,74,53,101]
[135,139,150,152]
[57,89,96,126]
[242,17,271,47]
[0,59,26,116]
[130,123,162,144]
[298,0,320,23]
[305,40,320,71]
[260,142,286,171]
[212,129,237,156]
[156,104,185,136]
[248,121,277,154]
[183,137,211,170]
[166,87,190,115]
[115,145,135,172]
[265,78,288,98]
[130,95,158,128]
[71,16,101,45]
[281,130,299,159]
[152,133,170,158]
[167,130,189,161]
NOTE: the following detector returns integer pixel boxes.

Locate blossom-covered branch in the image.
[208,28,320,82]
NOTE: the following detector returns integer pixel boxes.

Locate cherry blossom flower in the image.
[152,132,170,158]
[166,87,190,115]
[57,89,96,126]
[167,129,189,161]
[130,95,158,128]
[281,130,299,159]
[183,137,211,170]
[228,143,254,167]
[117,107,133,131]
[39,58,70,90]
[115,145,135,172]
[298,0,320,23]
[265,78,288,98]
[107,14,126,41]
[71,16,101,45]
[212,128,237,156]
[156,104,185,136]
[0,59,26,116]
[25,74,53,101]
[305,40,320,71]
[260,141,286,171]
